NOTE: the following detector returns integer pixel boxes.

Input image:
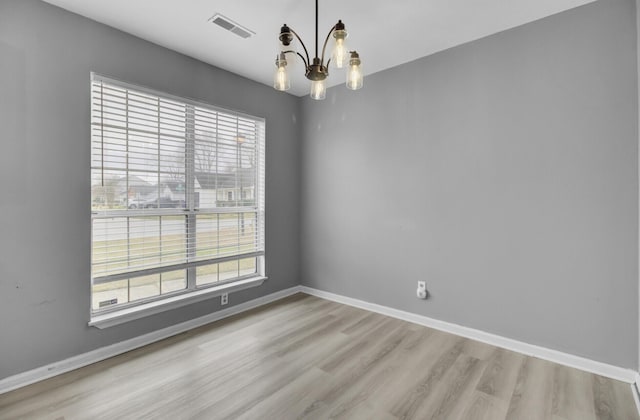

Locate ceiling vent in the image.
[209,14,255,39]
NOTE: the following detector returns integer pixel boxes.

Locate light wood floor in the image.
[0,293,638,420]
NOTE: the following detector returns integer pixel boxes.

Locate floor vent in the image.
[209,14,255,39]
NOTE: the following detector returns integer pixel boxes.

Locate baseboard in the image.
[633,373,640,416]
[0,285,302,395]
[299,286,638,384]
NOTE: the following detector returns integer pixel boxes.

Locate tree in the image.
[195,133,217,173]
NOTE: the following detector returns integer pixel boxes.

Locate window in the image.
[90,74,265,315]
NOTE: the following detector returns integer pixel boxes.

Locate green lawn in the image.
[92,213,257,277]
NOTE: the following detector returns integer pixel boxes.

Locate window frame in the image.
[89,73,266,325]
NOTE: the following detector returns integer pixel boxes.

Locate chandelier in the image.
[273,0,363,100]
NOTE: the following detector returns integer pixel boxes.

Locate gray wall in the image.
[637,0,640,373]
[0,0,300,379]
[301,0,639,368]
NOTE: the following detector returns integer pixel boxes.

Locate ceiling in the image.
[42,0,596,97]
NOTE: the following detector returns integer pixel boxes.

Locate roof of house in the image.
[195,169,254,190]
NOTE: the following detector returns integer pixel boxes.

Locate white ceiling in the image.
[43,0,596,96]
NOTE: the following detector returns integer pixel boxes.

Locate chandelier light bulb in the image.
[332,28,349,69]
[274,67,289,91]
[346,51,363,90]
[310,80,326,100]
[273,53,290,91]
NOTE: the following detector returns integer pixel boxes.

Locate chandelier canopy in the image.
[273,0,363,100]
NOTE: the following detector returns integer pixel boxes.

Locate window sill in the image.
[89,276,267,329]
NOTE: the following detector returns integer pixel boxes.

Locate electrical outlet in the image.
[221,293,228,305]
[417,281,428,299]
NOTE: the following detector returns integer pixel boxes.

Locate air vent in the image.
[209,13,255,39]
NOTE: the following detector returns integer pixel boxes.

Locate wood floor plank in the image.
[299,321,416,418]
[462,339,498,361]
[476,347,525,402]
[388,337,467,419]
[458,391,509,420]
[416,353,486,420]
[319,316,405,374]
[506,357,556,420]
[234,367,336,420]
[593,374,640,420]
[319,327,431,419]
[1,294,637,420]
[363,329,459,415]
[340,311,382,335]
[551,364,597,420]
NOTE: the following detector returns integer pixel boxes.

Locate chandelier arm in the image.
[320,25,337,66]
[287,27,311,66]
[283,50,310,68]
[296,51,310,68]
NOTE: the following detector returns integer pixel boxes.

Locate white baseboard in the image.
[633,373,640,416]
[299,286,638,384]
[0,286,302,395]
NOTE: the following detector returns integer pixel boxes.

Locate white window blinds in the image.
[90,74,265,311]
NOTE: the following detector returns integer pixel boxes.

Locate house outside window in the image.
[90,74,265,315]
